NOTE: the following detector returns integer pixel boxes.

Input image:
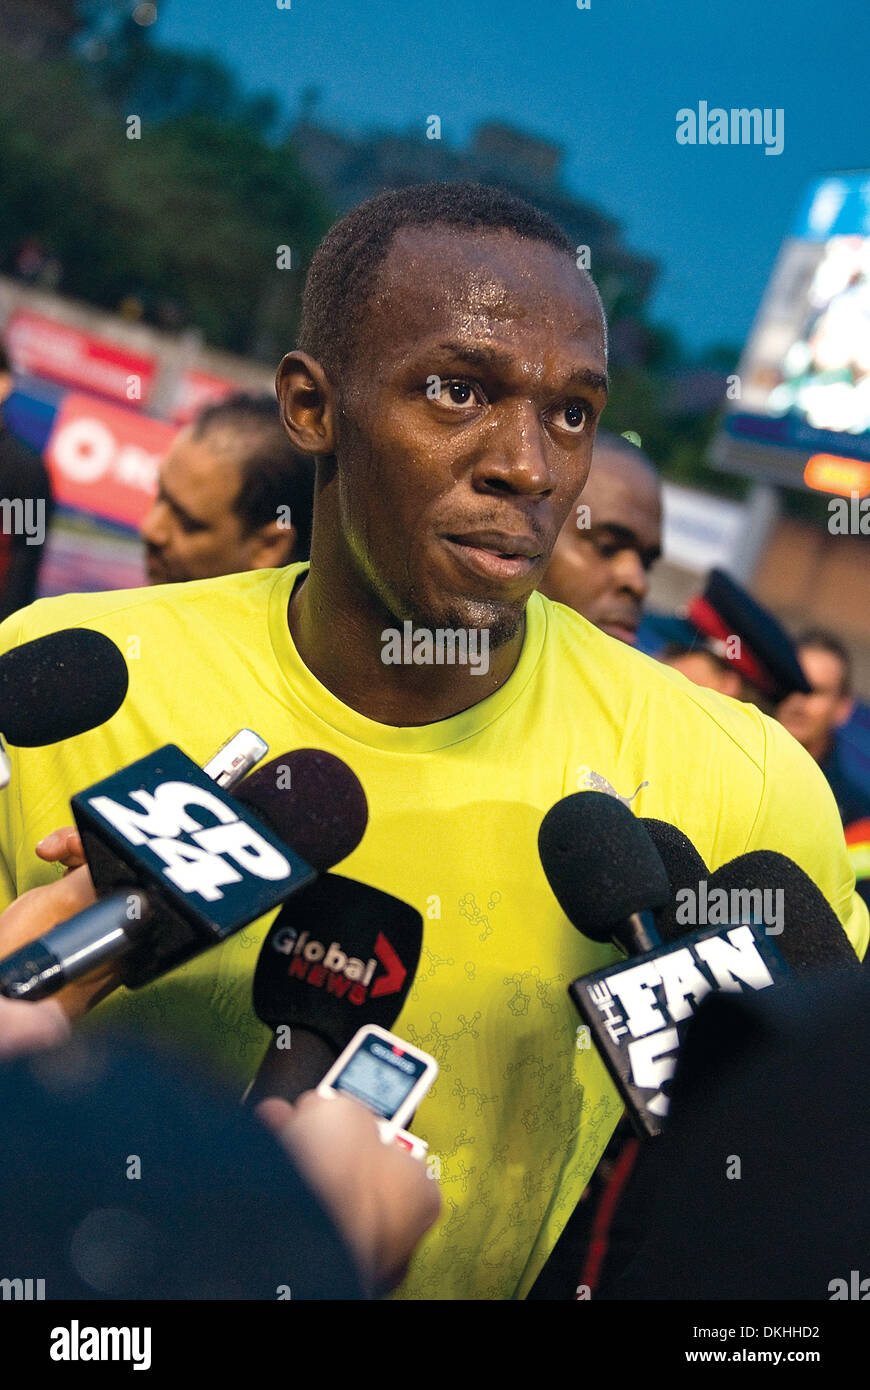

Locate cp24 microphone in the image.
[245,874,424,1107]
[0,629,129,787]
[0,746,367,998]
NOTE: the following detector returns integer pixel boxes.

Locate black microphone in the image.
[561,840,857,1135]
[0,747,367,998]
[0,629,129,786]
[233,749,369,871]
[639,818,709,938]
[0,628,129,746]
[245,874,424,1106]
[686,849,861,970]
[538,791,671,954]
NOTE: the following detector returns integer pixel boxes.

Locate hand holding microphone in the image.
[259,1089,441,1295]
[0,743,366,1002]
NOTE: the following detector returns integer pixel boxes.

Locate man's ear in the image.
[249,520,298,570]
[275,351,337,457]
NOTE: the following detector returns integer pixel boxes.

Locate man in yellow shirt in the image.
[0,182,865,1300]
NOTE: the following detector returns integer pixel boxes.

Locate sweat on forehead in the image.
[297,180,605,383]
[370,224,599,341]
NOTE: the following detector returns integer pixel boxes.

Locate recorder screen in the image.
[333,1035,427,1119]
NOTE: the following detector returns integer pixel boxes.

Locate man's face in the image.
[327,226,608,645]
[538,448,662,643]
[778,646,853,757]
[140,428,258,584]
[664,649,743,699]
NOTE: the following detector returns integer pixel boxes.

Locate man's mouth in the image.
[599,617,639,645]
[441,530,543,583]
[144,552,170,583]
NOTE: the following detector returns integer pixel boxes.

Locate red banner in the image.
[4,309,158,405]
[171,368,240,424]
[45,394,178,529]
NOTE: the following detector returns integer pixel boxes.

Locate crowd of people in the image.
[0,181,866,1301]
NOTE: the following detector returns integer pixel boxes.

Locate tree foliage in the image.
[0,46,332,357]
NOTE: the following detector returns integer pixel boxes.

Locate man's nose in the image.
[474,402,555,496]
[140,500,170,547]
[613,549,649,601]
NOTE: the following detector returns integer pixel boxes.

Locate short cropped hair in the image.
[190,394,315,558]
[299,181,590,386]
[798,628,853,697]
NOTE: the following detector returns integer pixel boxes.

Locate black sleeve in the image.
[0,435,54,622]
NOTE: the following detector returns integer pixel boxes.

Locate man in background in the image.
[538,430,662,643]
[141,393,315,584]
[779,630,870,910]
[0,345,53,619]
[659,568,810,716]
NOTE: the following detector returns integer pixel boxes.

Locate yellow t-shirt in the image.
[0,564,865,1301]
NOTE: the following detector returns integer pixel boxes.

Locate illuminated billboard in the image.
[712,171,870,492]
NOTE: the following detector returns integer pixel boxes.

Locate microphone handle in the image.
[0,890,151,1000]
[617,909,662,956]
[244,1029,337,1107]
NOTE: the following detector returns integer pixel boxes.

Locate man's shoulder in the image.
[536,593,772,774]
[0,566,302,649]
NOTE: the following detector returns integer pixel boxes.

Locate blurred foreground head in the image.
[141,394,315,584]
[538,432,662,644]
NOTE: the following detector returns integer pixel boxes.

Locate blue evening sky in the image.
[156,0,869,354]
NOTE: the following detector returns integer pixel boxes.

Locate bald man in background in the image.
[538,431,662,644]
[141,394,315,585]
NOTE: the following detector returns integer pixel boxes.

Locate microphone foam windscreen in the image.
[0,629,129,746]
[640,818,709,941]
[538,790,670,942]
[233,749,368,871]
[253,872,423,1048]
[707,850,860,971]
[640,819,708,896]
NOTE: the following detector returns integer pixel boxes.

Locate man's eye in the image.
[554,402,588,433]
[440,379,481,408]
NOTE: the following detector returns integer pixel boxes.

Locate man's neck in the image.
[811,733,836,767]
[287,562,526,727]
